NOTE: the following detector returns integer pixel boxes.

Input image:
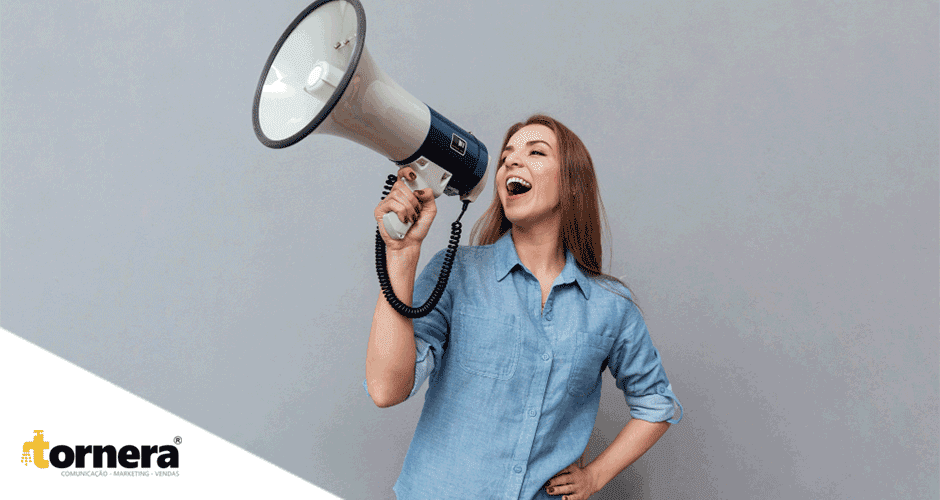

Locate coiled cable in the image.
[376,174,469,318]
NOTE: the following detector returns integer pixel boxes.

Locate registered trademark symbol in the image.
[174,436,182,445]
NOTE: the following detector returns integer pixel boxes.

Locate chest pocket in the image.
[567,331,615,397]
[451,305,519,380]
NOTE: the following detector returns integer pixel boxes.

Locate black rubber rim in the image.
[252,0,366,149]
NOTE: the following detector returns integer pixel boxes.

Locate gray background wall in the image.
[2,0,936,498]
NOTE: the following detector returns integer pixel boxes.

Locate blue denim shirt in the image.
[367,232,681,499]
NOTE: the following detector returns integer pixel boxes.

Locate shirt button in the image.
[542,353,551,361]
[528,409,537,417]
[545,311,553,321]
[513,465,523,473]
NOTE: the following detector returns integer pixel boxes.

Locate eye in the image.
[531,150,546,156]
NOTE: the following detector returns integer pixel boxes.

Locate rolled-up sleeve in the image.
[363,249,452,401]
[608,303,683,424]
[362,335,436,399]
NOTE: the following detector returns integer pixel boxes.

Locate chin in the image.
[502,210,534,228]
[501,204,523,223]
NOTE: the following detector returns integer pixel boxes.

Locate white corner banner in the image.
[0,327,341,499]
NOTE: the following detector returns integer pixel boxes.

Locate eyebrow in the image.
[501,140,553,154]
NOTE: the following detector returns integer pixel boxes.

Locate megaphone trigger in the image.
[402,157,451,198]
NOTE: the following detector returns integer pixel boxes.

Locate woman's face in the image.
[497,124,562,229]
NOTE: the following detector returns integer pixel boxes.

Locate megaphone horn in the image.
[252,0,490,227]
[253,0,488,319]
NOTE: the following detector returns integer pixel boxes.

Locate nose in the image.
[504,149,521,168]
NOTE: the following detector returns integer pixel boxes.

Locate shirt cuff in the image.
[625,384,683,424]
[409,337,435,398]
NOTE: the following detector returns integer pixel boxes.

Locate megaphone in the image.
[252,0,488,318]
[252,0,489,240]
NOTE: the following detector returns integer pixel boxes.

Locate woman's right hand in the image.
[374,166,437,252]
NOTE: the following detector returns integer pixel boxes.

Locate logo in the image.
[21,430,179,470]
[450,133,467,156]
[21,430,50,468]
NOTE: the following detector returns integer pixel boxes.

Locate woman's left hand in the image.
[544,462,599,499]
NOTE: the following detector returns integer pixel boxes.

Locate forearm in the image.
[584,419,670,491]
[366,246,421,407]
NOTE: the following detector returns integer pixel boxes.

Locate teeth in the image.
[506,177,531,189]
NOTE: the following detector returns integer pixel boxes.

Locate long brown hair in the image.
[470,114,637,306]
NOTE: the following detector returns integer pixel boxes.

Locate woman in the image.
[366,115,682,499]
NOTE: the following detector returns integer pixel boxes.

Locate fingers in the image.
[546,464,588,498]
[545,473,573,496]
[378,178,421,225]
[396,167,435,209]
[548,464,574,483]
[374,167,439,245]
[412,186,435,203]
[548,472,572,486]
[398,166,417,183]
[545,482,580,498]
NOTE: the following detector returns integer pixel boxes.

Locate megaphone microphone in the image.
[252,0,489,317]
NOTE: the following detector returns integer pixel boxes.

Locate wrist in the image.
[385,245,421,265]
[385,244,421,261]
[582,462,605,495]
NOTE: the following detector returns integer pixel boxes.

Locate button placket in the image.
[542,292,555,321]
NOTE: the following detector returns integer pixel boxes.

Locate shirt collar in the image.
[493,232,592,300]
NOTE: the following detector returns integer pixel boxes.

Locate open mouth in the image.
[506,176,532,196]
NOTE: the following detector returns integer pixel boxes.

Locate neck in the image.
[510,222,565,279]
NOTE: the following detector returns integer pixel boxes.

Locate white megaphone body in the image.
[252,0,490,240]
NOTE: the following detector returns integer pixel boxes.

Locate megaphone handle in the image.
[381,172,428,240]
[382,211,413,240]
